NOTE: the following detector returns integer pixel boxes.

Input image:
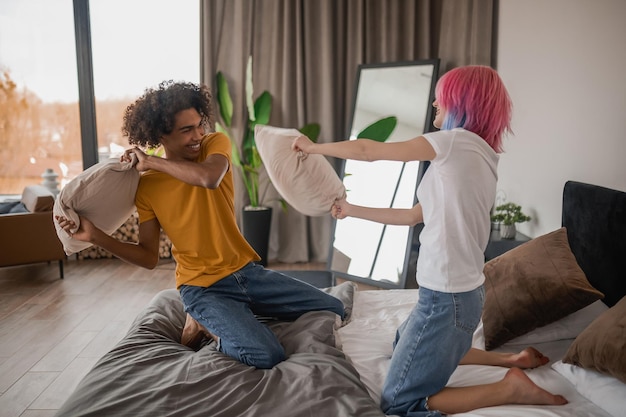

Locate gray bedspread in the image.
[55,282,386,417]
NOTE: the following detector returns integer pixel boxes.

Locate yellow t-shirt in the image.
[135,132,260,288]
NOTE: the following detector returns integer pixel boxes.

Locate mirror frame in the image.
[327,59,440,289]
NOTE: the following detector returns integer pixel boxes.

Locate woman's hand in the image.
[331,197,351,220]
[291,135,315,156]
[55,215,96,243]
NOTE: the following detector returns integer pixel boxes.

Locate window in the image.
[0,0,199,195]
[90,0,200,160]
[0,0,80,194]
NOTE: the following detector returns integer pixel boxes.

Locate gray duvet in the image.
[55,282,387,417]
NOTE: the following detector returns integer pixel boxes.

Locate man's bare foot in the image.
[181,313,216,350]
[504,368,568,405]
[509,347,550,369]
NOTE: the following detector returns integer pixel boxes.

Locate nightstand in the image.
[484,230,530,261]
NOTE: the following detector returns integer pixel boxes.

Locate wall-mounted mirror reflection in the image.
[330,59,440,289]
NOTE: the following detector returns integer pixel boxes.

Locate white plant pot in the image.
[500,224,516,239]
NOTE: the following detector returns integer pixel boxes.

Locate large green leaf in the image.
[245,56,255,122]
[243,91,272,161]
[357,116,397,142]
[242,127,256,163]
[253,91,272,126]
[216,72,233,127]
[230,140,242,168]
[299,123,321,143]
[248,146,263,170]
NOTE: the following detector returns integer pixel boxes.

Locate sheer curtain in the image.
[200,0,495,263]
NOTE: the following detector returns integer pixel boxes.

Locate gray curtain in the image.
[201,0,495,263]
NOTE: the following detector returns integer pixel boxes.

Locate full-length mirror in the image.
[329,59,439,289]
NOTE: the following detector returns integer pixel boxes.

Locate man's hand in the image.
[122,147,149,172]
[55,215,97,243]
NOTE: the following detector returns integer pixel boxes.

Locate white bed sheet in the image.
[338,289,613,417]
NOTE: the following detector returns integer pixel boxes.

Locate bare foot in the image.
[510,347,550,369]
[504,368,568,405]
[181,313,216,350]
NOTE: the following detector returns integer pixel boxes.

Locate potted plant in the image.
[215,56,319,265]
[491,203,531,239]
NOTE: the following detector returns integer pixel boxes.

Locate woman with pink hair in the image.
[293,66,567,416]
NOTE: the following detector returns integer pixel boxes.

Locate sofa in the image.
[0,185,66,278]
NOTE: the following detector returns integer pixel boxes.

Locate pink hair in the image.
[435,66,512,153]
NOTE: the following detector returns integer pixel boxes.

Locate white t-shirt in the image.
[416,128,499,292]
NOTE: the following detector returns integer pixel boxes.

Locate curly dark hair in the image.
[122,80,215,148]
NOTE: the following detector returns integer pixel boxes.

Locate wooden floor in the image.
[0,257,325,417]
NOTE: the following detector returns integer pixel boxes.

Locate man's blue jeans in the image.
[179,262,345,369]
[381,285,484,417]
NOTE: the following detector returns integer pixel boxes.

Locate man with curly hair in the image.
[56,80,345,369]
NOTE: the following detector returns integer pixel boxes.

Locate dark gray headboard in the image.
[562,181,626,307]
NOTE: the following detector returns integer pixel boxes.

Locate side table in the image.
[485,230,530,261]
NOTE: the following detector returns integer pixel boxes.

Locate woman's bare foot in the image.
[460,347,549,369]
[181,313,216,350]
[509,347,550,369]
[504,368,568,405]
[428,366,567,414]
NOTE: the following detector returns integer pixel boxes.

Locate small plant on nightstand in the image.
[491,203,531,239]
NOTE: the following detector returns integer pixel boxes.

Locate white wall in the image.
[497,0,626,238]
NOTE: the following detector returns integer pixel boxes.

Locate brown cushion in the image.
[482,227,604,350]
[21,185,55,212]
[563,296,626,383]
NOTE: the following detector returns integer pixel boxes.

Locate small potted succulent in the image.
[491,202,531,239]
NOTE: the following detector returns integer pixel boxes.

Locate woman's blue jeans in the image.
[381,285,484,417]
[179,262,345,369]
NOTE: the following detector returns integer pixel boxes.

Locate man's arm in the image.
[56,215,162,269]
[126,148,229,189]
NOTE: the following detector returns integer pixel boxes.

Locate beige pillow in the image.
[482,227,604,350]
[53,157,140,255]
[255,125,346,216]
[21,185,55,212]
[563,296,626,383]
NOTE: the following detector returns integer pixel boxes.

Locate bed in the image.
[55,180,626,417]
